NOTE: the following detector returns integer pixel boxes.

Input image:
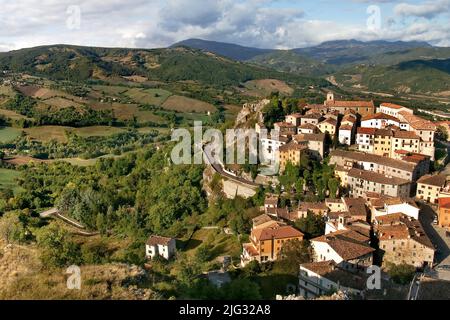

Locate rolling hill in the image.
[334,58,450,95]
[171,38,273,61]
[0,45,327,88]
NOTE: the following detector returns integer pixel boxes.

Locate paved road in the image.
[202,144,260,188]
[419,203,450,282]
[407,273,422,300]
[419,203,450,266]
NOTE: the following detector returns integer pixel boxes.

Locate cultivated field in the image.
[3,156,49,166]
[42,97,86,110]
[71,126,125,137]
[92,85,128,96]
[0,109,32,121]
[0,127,22,143]
[0,168,20,192]
[125,88,172,106]
[23,125,128,142]
[24,126,72,143]
[0,85,15,97]
[162,95,216,113]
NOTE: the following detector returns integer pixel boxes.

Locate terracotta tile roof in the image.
[325,100,375,108]
[286,113,303,119]
[274,122,297,129]
[264,196,279,206]
[342,114,357,122]
[306,104,328,112]
[243,243,259,257]
[300,261,368,290]
[320,118,338,126]
[253,214,274,227]
[298,202,329,212]
[294,133,326,142]
[302,113,323,120]
[396,151,429,164]
[398,111,436,131]
[362,112,400,122]
[348,168,410,186]
[147,235,174,246]
[374,128,395,137]
[254,224,304,241]
[343,198,368,218]
[384,197,419,208]
[312,230,375,260]
[376,213,434,249]
[346,223,371,238]
[279,142,308,153]
[299,123,318,130]
[394,131,420,140]
[417,174,447,187]
[330,150,417,172]
[357,127,376,135]
[339,124,354,131]
[381,103,408,110]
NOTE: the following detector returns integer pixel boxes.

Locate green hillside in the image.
[0,45,327,89]
[248,50,333,76]
[334,58,450,94]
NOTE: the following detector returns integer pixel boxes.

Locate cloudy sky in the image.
[0,0,449,51]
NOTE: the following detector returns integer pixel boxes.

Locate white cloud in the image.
[394,0,450,18]
[0,0,448,51]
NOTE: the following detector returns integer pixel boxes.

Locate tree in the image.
[295,212,325,239]
[279,162,300,191]
[195,244,212,263]
[436,125,449,141]
[328,178,340,199]
[36,224,82,268]
[387,263,416,285]
[277,240,312,275]
[0,212,27,244]
[221,278,262,300]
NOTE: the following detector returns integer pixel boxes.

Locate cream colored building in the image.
[416,174,447,204]
[318,118,337,135]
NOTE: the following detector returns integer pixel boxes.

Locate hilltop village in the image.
[148,92,450,299]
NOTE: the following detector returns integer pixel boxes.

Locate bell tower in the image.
[327,92,335,102]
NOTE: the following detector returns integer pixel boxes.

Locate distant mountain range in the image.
[1,38,449,97]
[172,38,450,95]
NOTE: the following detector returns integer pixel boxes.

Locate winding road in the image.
[201,143,260,188]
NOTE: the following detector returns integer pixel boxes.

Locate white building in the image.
[356,127,376,153]
[146,235,177,260]
[379,103,413,118]
[339,125,353,146]
[361,113,401,129]
[260,133,290,162]
[298,123,318,134]
[299,261,367,299]
[310,230,375,272]
[369,197,420,221]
